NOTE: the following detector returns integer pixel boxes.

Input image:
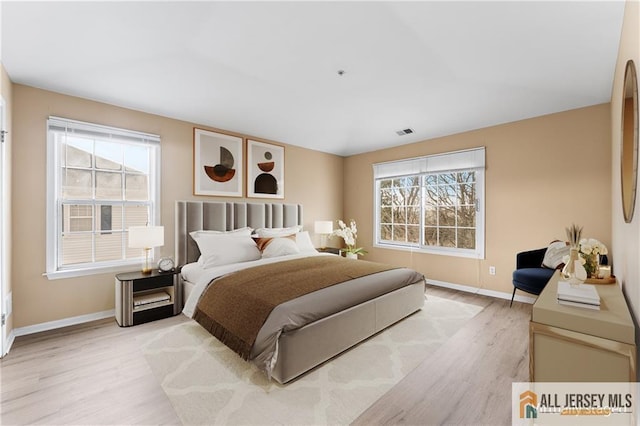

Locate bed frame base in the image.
[272,281,425,384]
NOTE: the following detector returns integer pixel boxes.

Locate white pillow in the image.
[542,241,569,269]
[189,227,252,240]
[295,231,317,253]
[253,225,302,237]
[253,235,301,258]
[192,233,261,269]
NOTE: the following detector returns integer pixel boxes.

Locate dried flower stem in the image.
[565,224,583,248]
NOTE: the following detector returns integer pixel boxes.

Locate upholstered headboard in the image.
[175,201,303,266]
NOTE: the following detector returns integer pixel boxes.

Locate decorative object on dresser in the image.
[314,220,333,249]
[115,268,182,327]
[576,237,608,279]
[594,265,612,280]
[530,270,636,382]
[556,281,600,310]
[193,128,244,197]
[247,139,284,199]
[128,225,164,274]
[561,224,586,285]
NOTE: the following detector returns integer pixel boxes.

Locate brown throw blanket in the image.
[193,256,398,360]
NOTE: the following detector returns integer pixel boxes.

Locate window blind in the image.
[48,116,160,145]
[373,147,485,179]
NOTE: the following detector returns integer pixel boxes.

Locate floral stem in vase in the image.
[562,224,586,285]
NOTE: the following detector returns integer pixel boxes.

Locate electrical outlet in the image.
[489,266,496,275]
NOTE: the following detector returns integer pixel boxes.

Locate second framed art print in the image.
[247,140,284,199]
[193,128,243,197]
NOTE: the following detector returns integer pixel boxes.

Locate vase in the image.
[345,252,358,260]
[561,247,587,285]
[582,253,600,278]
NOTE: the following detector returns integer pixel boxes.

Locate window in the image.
[374,147,485,258]
[46,117,161,278]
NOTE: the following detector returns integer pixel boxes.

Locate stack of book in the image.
[557,281,601,310]
[133,291,171,310]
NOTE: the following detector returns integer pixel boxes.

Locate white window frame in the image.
[373,147,485,259]
[46,117,161,279]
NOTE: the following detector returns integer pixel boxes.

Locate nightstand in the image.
[115,269,182,327]
[317,247,341,255]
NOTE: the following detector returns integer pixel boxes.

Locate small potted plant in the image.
[332,219,367,259]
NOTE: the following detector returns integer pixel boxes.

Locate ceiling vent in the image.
[396,128,414,136]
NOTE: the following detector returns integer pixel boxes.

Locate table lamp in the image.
[314,220,333,249]
[128,225,164,274]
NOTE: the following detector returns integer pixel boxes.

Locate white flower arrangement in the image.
[562,236,608,278]
[578,238,608,257]
[579,238,608,278]
[332,219,367,256]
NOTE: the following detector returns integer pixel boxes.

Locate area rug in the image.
[139,295,483,426]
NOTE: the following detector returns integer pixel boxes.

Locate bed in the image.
[176,200,425,384]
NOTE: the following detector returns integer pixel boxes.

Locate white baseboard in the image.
[426,278,537,304]
[13,309,115,337]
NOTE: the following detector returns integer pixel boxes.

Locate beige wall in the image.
[611,0,640,379]
[344,104,612,295]
[11,84,343,328]
[1,63,14,337]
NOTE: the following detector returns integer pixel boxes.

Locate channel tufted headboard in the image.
[175,201,303,267]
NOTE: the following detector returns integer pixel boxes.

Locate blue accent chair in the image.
[511,247,555,307]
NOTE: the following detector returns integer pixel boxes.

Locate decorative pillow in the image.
[542,240,569,269]
[252,225,302,237]
[192,233,261,269]
[253,235,300,258]
[295,231,317,253]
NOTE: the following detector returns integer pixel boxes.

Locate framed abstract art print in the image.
[193,128,243,197]
[246,139,284,199]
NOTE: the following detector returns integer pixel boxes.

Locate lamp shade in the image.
[314,221,333,234]
[128,226,164,249]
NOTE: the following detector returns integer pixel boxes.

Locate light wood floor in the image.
[355,287,532,425]
[0,286,532,425]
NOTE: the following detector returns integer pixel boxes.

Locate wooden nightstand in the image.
[115,269,182,327]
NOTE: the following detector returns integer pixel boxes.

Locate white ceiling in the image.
[0,1,626,156]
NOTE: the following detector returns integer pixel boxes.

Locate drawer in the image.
[133,274,174,292]
[133,304,174,325]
